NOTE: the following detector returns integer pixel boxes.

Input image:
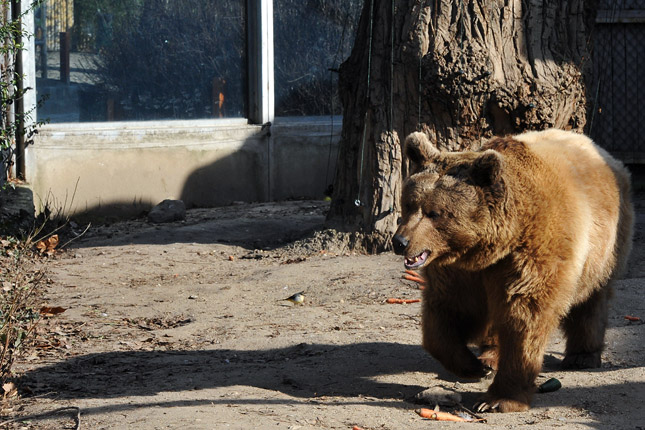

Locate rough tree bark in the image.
[326,0,598,252]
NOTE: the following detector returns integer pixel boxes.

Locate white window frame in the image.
[20,1,37,127]
[21,0,276,126]
[248,0,275,124]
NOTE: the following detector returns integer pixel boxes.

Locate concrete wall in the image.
[26,118,340,218]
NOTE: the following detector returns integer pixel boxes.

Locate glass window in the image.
[35,0,246,123]
[273,0,361,117]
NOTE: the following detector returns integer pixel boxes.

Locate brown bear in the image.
[392,129,634,412]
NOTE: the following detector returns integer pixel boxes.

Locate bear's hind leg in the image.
[561,286,610,369]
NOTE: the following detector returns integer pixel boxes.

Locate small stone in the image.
[415,386,462,406]
[148,199,186,223]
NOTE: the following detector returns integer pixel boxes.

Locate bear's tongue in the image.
[404,251,429,269]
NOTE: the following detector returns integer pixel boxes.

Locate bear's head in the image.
[393,132,506,270]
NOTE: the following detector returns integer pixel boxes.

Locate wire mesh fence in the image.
[591,0,645,163]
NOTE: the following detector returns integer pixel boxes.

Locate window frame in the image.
[21,0,275,127]
[247,0,275,124]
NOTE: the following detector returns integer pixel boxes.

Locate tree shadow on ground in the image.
[17,340,645,429]
[63,199,329,251]
[19,342,438,401]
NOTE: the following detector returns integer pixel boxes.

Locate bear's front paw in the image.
[561,351,601,369]
[473,397,530,413]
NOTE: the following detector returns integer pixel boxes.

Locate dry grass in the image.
[0,239,45,385]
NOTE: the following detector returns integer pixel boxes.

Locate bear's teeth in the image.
[405,251,429,268]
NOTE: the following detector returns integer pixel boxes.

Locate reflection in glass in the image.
[35,0,246,123]
[274,0,361,117]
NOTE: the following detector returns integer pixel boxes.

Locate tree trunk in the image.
[327,0,597,252]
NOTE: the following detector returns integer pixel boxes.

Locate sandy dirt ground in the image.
[7,186,645,429]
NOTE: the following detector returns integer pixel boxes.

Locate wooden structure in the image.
[34,0,73,81]
[43,0,73,51]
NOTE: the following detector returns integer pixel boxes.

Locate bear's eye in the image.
[425,210,440,219]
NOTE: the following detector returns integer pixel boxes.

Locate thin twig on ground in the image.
[0,406,81,429]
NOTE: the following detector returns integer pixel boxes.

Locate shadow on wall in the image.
[179,120,340,207]
[60,119,338,222]
[64,135,270,223]
[179,137,270,209]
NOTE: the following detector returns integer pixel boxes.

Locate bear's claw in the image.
[474,397,531,413]
[474,401,499,413]
[482,365,495,379]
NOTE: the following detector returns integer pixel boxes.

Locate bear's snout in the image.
[392,234,409,255]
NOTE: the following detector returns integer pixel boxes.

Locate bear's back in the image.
[512,130,629,220]
[514,129,617,179]
[512,129,633,297]
[512,130,621,206]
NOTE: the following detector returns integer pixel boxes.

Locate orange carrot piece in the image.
[403,273,425,283]
[625,315,641,322]
[404,270,424,280]
[403,270,426,289]
[386,298,421,304]
[403,276,426,290]
[415,408,469,422]
[352,427,365,430]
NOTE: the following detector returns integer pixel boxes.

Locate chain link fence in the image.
[590,0,645,163]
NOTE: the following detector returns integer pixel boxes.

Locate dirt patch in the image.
[5,194,645,429]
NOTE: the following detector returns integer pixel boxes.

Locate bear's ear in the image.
[404,132,440,171]
[471,150,502,187]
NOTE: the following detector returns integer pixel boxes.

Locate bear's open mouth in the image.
[404,251,429,269]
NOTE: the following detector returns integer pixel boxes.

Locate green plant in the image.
[0,238,42,383]
[1,0,46,187]
[0,189,84,384]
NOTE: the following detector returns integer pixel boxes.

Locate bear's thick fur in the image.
[393,129,634,412]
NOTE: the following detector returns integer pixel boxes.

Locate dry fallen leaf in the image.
[39,306,67,317]
[2,382,16,398]
[36,234,60,256]
[2,281,12,292]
